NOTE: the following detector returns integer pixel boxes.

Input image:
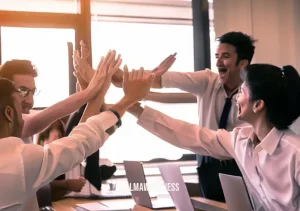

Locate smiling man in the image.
[0,59,105,142]
[139,31,257,201]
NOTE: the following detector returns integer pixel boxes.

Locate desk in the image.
[53,197,227,211]
[53,198,175,211]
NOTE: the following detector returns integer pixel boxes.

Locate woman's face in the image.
[44,129,62,145]
[236,82,255,122]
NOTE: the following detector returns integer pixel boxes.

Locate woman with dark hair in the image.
[37,119,86,202]
[128,64,300,211]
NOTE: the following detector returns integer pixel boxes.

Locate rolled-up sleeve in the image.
[22,111,118,192]
[137,106,235,160]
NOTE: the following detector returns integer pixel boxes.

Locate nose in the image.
[24,94,34,108]
[235,92,240,101]
[216,57,223,67]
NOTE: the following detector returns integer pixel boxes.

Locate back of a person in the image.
[0,137,36,211]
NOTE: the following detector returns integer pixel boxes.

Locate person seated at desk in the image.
[127,64,300,211]
[0,49,155,210]
[37,119,86,202]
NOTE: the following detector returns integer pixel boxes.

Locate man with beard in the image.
[0,59,101,143]
[0,63,155,210]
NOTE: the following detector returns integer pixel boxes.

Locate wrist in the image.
[110,97,136,117]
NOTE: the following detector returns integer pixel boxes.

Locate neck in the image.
[224,72,242,95]
[0,127,11,139]
[251,117,273,147]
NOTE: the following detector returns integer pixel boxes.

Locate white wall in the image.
[213,0,300,71]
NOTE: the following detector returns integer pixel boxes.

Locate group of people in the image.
[0,31,299,211]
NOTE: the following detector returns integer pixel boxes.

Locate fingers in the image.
[136,67,144,79]
[123,65,129,83]
[80,40,90,59]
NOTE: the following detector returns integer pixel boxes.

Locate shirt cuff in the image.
[88,111,118,133]
[137,106,158,127]
[161,72,174,88]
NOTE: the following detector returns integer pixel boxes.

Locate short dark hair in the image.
[37,119,65,146]
[241,64,300,130]
[216,31,256,64]
[0,60,38,80]
[0,78,16,120]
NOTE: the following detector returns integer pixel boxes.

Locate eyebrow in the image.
[215,52,231,57]
[19,86,36,90]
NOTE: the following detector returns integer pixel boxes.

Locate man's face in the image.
[12,74,36,114]
[215,43,244,85]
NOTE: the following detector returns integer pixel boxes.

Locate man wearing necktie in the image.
[114,32,257,202]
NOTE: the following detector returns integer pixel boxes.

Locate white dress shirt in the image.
[137,106,300,211]
[162,69,246,131]
[0,111,117,211]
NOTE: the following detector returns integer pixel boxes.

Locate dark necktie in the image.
[218,89,238,129]
[198,88,242,202]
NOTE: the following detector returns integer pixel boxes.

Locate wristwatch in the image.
[108,108,122,128]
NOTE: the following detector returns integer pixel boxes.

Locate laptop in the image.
[159,164,228,211]
[158,164,195,211]
[65,180,132,199]
[219,173,254,211]
[123,161,175,210]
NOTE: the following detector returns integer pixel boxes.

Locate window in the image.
[91,20,199,163]
[0,0,80,13]
[91,0,217,163]
[1,27,75,107]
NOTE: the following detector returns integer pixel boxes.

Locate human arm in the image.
[21,90,91,138]
[50,177,86,201]
[80,50,122,123]
[128,104,235,159]
[144,91,197,103]
[21,67,155,192]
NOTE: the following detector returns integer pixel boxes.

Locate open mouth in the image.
[218,67,227,73]
[236,103,241,115]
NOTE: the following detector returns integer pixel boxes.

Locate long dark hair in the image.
[241,64,300,129]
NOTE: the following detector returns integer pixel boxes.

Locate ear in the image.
[4,105,14,123]
[239,59,249,69]
[252,100,265,113]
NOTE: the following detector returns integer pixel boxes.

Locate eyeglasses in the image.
[17,87,40,98]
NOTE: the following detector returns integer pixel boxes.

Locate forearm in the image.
[22,90,91,138]
[50,180,70,201]
[80,95,104,123]
[136,106,233,159]
[50,180,70,190]
[144,92,197,103]
[161,71,207,95]
[110,97,137,118]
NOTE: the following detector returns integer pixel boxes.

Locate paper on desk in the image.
[76,202,131,211]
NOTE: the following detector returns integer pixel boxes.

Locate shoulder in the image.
[281,129,300,152]
[232,126,253,139]
[0,137,24,148]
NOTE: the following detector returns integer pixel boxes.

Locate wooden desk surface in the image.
[53,198,175,211]
[53,197,227,211]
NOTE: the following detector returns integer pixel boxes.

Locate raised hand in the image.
[85,50,122,100]
[123,66,155,102]
[152,53,176,76]
[111,53,176,88]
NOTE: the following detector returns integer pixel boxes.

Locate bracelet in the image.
[108,108,122,128]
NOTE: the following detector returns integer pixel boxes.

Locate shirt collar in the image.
[255,127,285,155]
